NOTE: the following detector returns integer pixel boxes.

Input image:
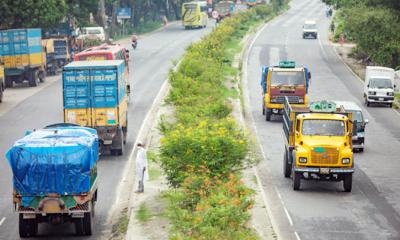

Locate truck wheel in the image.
[5,76,13,88]
[111,128,124,156]
[83,212,93,236]
[343,174,353,192]
[38,70,46,83]
[388,103,393,108]
[364,97,370,107]
[74,218,84,236]
[265,107,271,121]
[283,149,291,178]
[122,122,128,144]
[293,172,301,191]
[28,70,39,87]
[262,101,265,115]
[0,84,3,102]
[19,214,37,238]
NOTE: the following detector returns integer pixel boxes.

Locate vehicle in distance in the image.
[6,124,99,237]
[335,101,368,152]
[364,66,395,107]
[63,60,128,155]
[0,28,46,87]
[303,20,318,39]
[182,1,208,29]
[261,61,311,121]
[214,1,235,22]
[77,27,106,42]
[282,99,354,192]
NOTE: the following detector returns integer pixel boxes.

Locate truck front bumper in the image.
[294,167,354,174]
[265,102,307,114]
[367,96,394,103]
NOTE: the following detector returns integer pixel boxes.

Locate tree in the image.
[0,0,67,29]
[66,0,100,26]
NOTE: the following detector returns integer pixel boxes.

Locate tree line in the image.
[324,0,400,68]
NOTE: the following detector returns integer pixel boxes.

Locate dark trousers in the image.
[138,168,145,192]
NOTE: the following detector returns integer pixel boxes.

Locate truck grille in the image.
[275,96,301,103]
[311,147,339,165]
[18,206,35,212]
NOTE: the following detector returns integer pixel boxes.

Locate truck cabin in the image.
[262,61,310,105]
[215,1,234,17]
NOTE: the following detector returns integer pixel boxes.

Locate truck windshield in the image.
[304,24,316,29]
[302,120,345,136]
[349,110,363,123]
[271,71,304,86]
[369,78,393,89]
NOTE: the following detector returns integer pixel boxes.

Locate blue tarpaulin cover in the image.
[6,126,99,206]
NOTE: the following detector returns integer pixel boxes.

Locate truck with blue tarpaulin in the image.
[6,125,99,237]
[63,60,128,155]
[0,28,46,87]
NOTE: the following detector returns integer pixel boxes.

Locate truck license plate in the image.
[379,97,384,101]
[320,168,330,174]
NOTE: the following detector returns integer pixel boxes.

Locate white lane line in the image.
[0,217,5,226]
[283,207,294,226]
[295,231,302,240]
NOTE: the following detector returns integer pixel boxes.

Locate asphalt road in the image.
[0,22,212,239]
[246,0,400,239]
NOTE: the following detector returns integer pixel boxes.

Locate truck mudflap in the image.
[293,167,354,174]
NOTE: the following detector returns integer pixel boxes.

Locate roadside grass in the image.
[115,209,129,235]
[135,203,152,223]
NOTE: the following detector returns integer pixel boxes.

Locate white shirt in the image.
[135,146,149,181]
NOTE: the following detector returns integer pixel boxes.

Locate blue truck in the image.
[6,124,99,237]
[63,60,128,155]
[0,28,46,87]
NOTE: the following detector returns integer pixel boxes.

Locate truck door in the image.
[63,69,92,126]
[91,68,119,127]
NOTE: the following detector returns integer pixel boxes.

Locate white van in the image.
[302,20,318,39]
[78,27,106,42]
[364,66,395,107]
[335,101,368,152]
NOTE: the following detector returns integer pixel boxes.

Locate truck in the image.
[282,98,354,192]
[335,101,368,152]
[63,60,128,155]
[364,66,396,107]
[0,28,46,87]
[6,124,99,237]
[0,63,4,102]
[261,61,311,121]
[42,37,70,75]
[214,1,235,22]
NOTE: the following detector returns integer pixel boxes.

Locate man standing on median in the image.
[135,142,149,193]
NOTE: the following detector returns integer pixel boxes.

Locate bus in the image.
[182,1,208,29]
[74,43,131,94]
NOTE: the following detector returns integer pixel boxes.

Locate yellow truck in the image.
[0,29,46,87]
[0,64,4,102]
[182,1,208,29]
[282,98,354,192]
[63,60,128,155]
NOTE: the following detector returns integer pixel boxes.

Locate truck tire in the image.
[74,218,84,236]
[122,120,128,144]
[343,174,353,192]
[262,101,265,115]
[111,128,124,156]
[5,76,13,88]
[28,70,39,87]
[283,149,291,178]
[265,107,271,121]
[19,214,37,238]
[389,103,393,108]
[38,70,46,83]
[0,83,3,102]
[293,172,301,191]
[83,212,93,236]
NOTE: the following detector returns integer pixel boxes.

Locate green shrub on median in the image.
[157,4,281,239]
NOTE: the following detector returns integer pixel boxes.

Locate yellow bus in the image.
[182,1,208,29]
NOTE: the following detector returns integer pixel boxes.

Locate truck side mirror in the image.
[364,119,369,124]
[394,84,397,88]
[367,84,369,87]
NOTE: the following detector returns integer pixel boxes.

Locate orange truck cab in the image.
[261,61,311,121]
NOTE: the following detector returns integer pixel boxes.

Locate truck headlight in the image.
[299,157,307,163]
[298,98,304,103]
[342,158,350,164]
[270,98,277,103]
[387,92,394,96]
[368,91,376,95]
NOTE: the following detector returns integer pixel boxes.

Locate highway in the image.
[246,0,400,239]
[0,23,212,239]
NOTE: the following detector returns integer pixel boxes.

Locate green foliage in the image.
[166,172,257,240]
[0,0,67,29]
[135,203,152,223]
[66,0,99,26]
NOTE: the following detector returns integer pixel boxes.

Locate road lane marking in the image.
[0,217,5,226]
[295,231,302,240]
[283,207,294,226]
